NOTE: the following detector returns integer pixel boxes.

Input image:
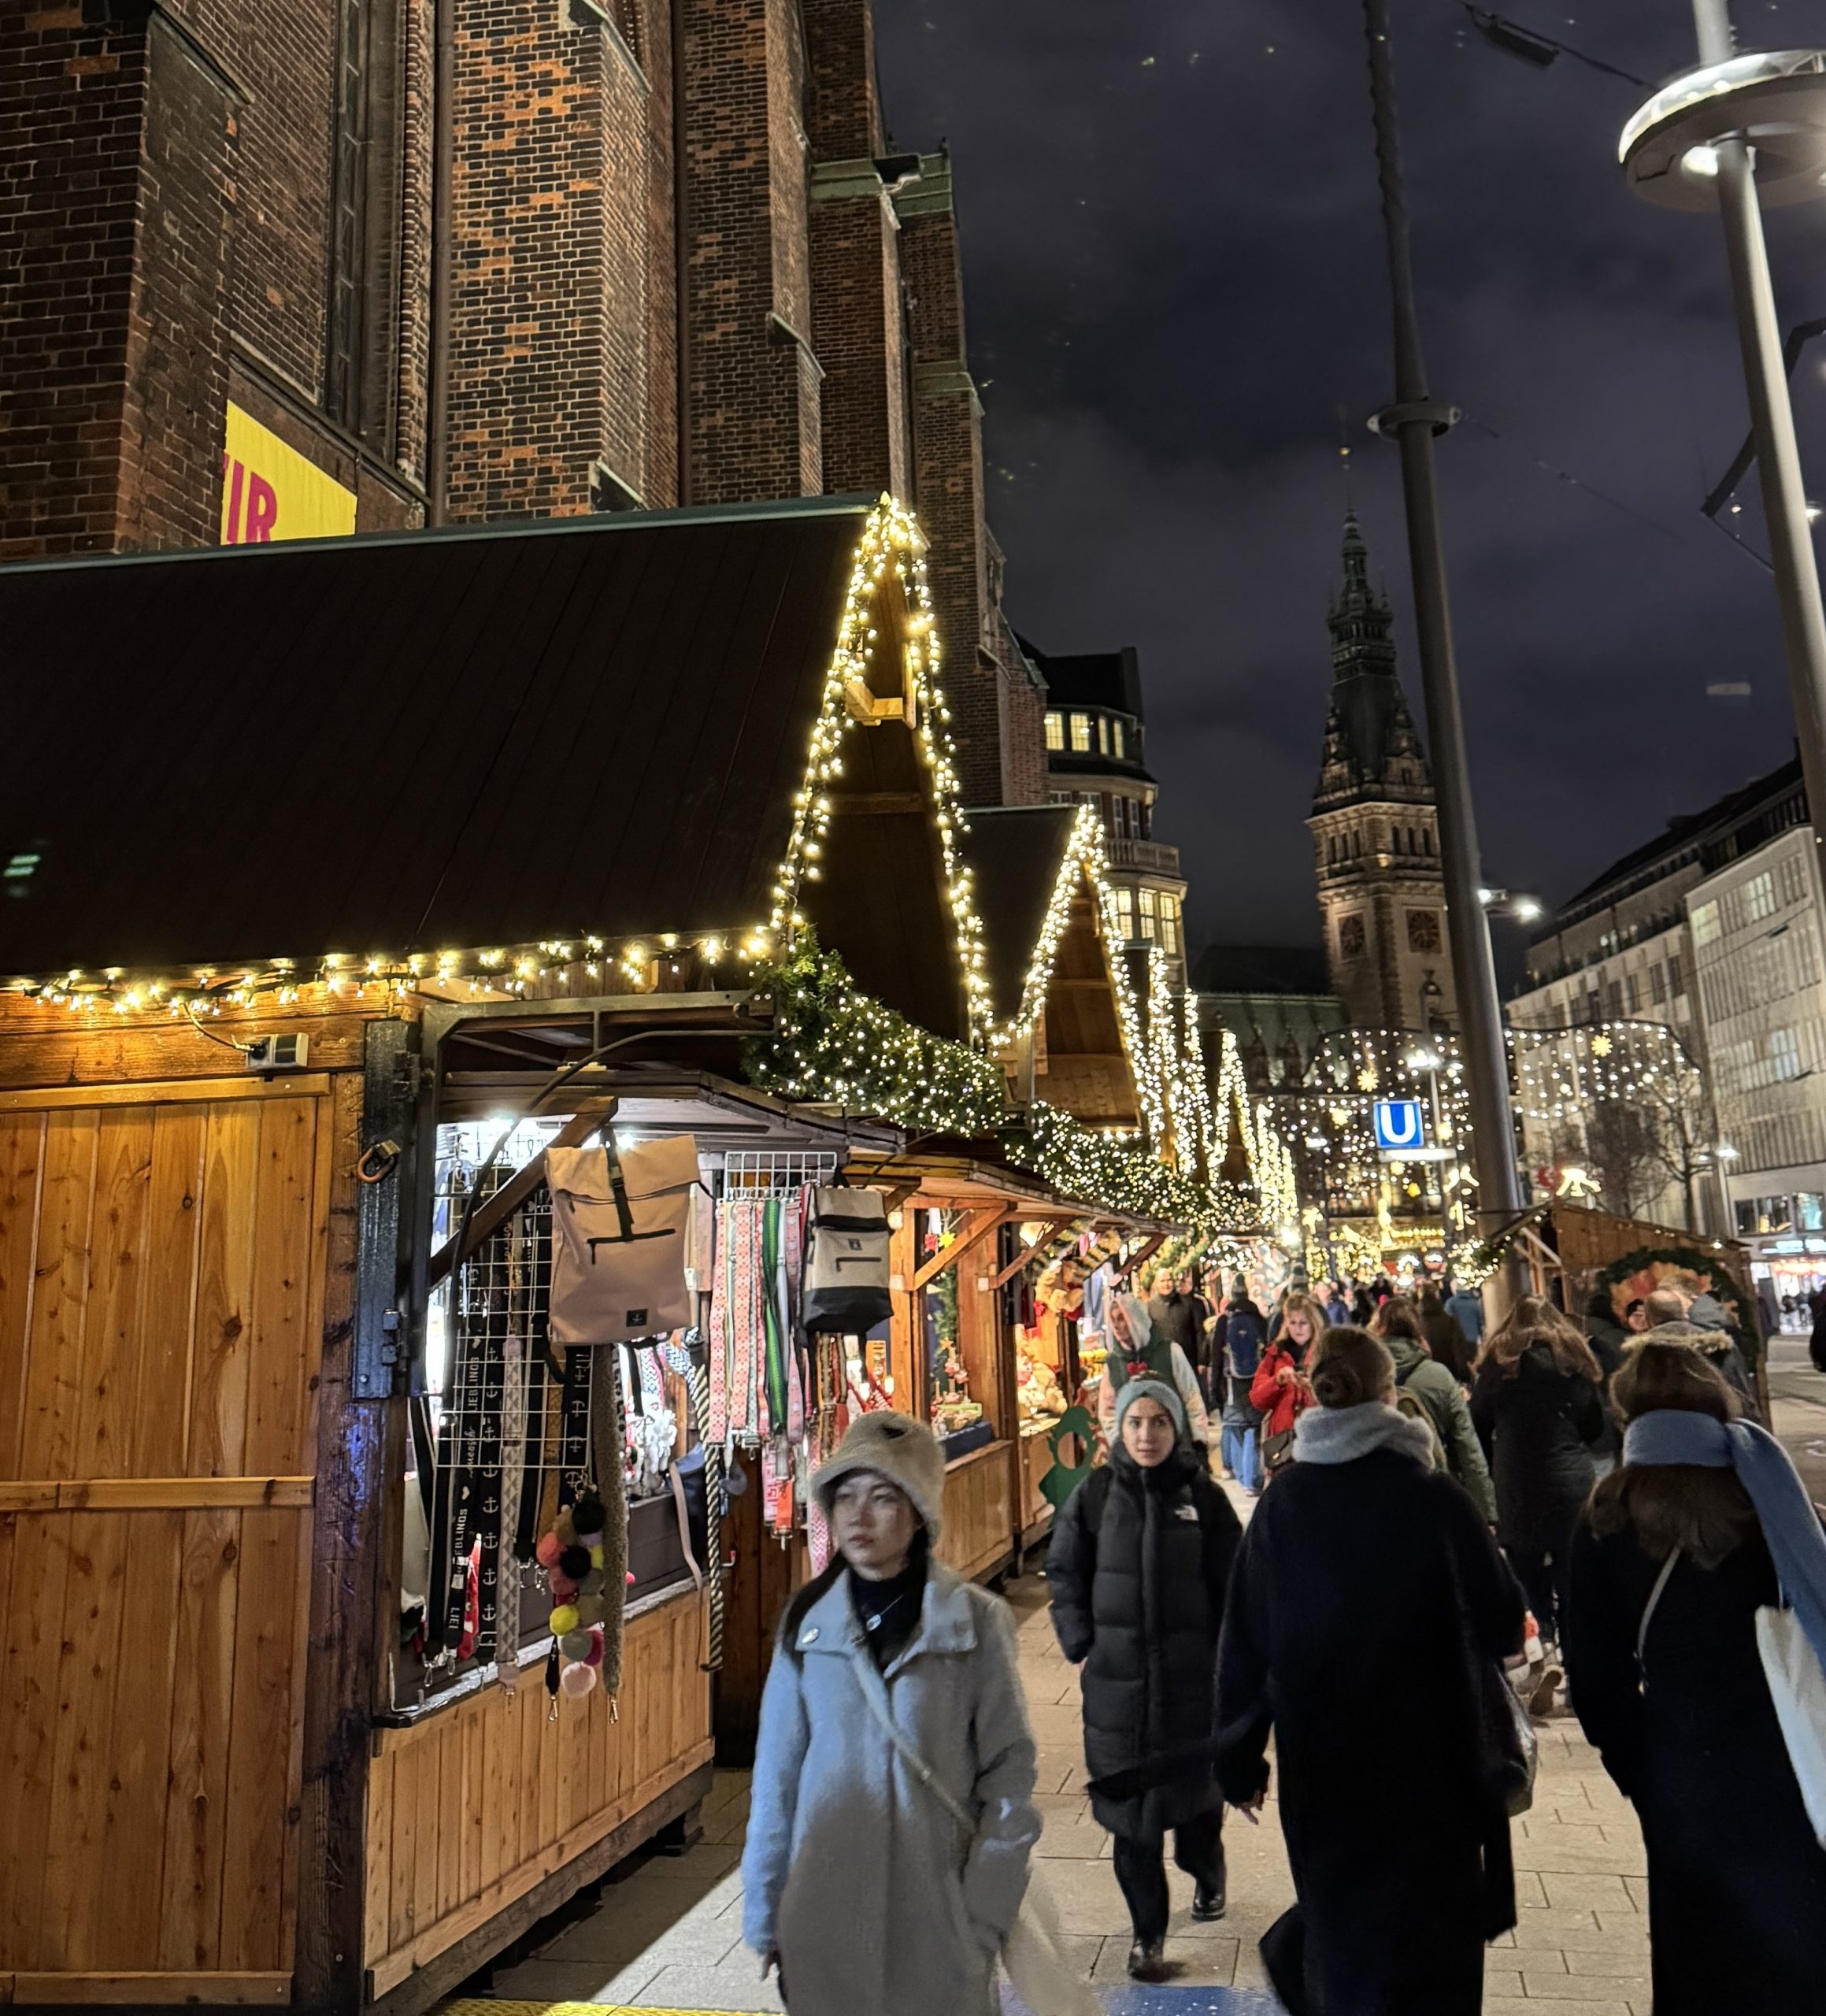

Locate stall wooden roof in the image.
[0,495,969,1034]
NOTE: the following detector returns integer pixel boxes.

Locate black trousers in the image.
[1507,1544,1571,1651]
[1110,1809,1225,1945]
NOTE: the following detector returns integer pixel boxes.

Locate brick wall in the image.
[447,0,661,516]
[0,2,241,558]
[217,0,333,394]
[1,2,147,557]
[809,169,909,498]
[680,0,820,502]
[117,16,235,548]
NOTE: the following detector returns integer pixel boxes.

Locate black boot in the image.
[1192,1872,1227,1921]
[1127,1937,1168,1982]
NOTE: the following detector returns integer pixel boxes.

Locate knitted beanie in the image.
[1113,1376,1187,1444]
[813,1411,947,1540]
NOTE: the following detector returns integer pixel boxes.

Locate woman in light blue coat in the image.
[740,1412,1040,2015]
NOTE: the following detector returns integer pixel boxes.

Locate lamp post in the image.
[1359,0,1528,1254]
[1619,6,1826,875]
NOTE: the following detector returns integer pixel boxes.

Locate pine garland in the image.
[744,939,1261,1240]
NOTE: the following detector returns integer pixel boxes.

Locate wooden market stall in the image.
[0,494,987,2012]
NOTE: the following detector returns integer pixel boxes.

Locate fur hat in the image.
[813,1412,946,1540]
[1113,1376,1187,1443]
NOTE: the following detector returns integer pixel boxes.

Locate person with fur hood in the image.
[1096,1292,1210,1449]
[1637,1286,1762,1425]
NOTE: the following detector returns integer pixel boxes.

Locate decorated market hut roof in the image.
[0,495,983,1040]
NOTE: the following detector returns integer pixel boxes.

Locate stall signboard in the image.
[219,403,357,544]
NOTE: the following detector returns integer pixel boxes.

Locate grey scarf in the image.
[1293,1401,1436,1467]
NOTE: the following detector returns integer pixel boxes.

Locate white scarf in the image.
[1292,1401,1436,1466]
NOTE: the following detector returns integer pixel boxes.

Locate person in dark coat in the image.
[1145,1264,1200,1358]
[1216,1326,1525,2015]
[1471,1295,1606,1655]
[1417,1281,1474,1384]
[1047,1376,1243,1982]
[1811,1284,1826,1374]
[1579,1288,1629,1466]
[1640,1285,1764,1424]
[1565,1343,1826,2016]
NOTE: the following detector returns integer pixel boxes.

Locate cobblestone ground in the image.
[450,1451,1678,2014]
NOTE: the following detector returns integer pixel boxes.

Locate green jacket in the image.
[1386,1335,1498,1523]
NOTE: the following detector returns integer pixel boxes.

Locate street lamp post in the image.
[1619,6,1826,879]
[1359,0,1528,1250]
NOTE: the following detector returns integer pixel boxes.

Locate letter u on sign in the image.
[1372,1099,1426,1151]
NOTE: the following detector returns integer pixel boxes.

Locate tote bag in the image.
[1641,1548,1826,1847]
[546,1136,701,1345]
[1755,1602,1826,1847]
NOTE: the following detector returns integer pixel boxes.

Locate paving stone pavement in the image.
[465,1518,1657,2014]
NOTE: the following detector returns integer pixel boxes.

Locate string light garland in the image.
[770,496,992,1038]
[744,938,1276,1239]
[4,930,779,1019]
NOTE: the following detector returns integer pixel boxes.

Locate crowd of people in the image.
[739,1262,1826,2016]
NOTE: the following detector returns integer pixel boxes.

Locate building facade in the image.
[1508,758,1814,1243]
[1032,640,1189,979]
[1307,514,1454,1033]
[1687,820,1826,1280]
[0,0,1043,803]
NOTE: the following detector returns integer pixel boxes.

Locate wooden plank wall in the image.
[0,1079,335,2005]
[936,1441,1015,1584]
[362,1589,714,2003]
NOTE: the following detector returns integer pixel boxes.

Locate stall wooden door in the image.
[0,1078,335,2006]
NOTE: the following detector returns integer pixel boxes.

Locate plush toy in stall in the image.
[535,1487,628,1701]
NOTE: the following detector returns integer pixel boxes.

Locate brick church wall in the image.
[680,0,821,503]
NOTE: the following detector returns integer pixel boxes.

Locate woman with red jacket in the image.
[1251,1292,1320,1475]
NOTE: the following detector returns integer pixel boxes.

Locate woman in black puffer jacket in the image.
[1047,1377,1243,1983]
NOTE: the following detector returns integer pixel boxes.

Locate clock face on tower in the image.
[1406,909,1441,953]
[1338,914,1365,958]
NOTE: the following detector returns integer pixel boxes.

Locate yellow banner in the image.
[219,403,357,544]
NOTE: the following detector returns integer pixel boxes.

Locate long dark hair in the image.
[1476,1295,1602,1384]
[776,1525,931,1666]
[1588,1343,1757,1569]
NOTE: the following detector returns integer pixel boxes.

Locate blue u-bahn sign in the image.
[1372,1099,1428,1152]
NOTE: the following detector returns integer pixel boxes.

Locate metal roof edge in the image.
[0,491,880,580]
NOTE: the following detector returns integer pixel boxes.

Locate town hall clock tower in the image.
[1306,514,1456,1033]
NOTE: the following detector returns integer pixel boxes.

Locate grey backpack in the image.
[802,1187,892,1335]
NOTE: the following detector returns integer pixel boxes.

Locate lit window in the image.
[1138,887,1158,940]
[1098,716,1110,756]
[1069,713,1092,752]
[1161,901,1180,955]
[1110,717,1126,758]
[1745,870,1777,921]
[1691,902,1720,949]
[1044,712,1065,752]
[1112,887,1135,939]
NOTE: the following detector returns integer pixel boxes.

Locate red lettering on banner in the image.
[245,474,278,542]
[225,458,246,543]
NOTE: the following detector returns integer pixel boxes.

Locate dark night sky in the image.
[872,0,1826,967]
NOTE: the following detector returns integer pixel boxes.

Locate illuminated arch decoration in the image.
[769,495,991,1040]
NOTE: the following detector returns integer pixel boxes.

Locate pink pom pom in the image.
[584,1629,604,1668]
[535,1532,563,1570]
[559,1659,598,1699]
[548,1573,578,1602]
[624,1570,636,1586]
